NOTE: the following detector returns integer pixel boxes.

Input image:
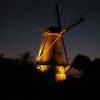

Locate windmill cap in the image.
[45,26,61,33]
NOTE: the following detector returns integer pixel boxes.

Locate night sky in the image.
[0,0,100,62]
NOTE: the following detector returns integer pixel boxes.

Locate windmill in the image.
[35,4,84,81]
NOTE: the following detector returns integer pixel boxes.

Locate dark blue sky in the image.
[0,0,100,62]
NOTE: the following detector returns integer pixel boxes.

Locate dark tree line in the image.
[0,52,100,99]
[71,54,100,81]
[0,52,100,81]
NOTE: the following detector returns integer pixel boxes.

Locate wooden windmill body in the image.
[39,27,65,65]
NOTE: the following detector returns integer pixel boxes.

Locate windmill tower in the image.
[36,4,84,81]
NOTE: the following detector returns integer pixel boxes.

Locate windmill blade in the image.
[65,17,84,32]
[61,37,69,65]
[56,4,70,64]
[56,3,61,31]
[69,17,84,29]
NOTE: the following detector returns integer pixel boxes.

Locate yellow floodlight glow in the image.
[37,65,49,72]
[55,65,71,81]
[65,65,71,73]
[55,73,66,81]
[55,66,66,81]
[56,66,65,73]
[37,47,43,60]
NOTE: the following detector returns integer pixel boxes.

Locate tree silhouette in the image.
[19,51,31,63]
[0,53,4,59]
[71,54,92,80]
[92,58,100,80]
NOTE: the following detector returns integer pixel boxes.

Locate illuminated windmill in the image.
[36,4,84,81]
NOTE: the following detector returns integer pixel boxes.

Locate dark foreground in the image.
[0,57,100,99]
